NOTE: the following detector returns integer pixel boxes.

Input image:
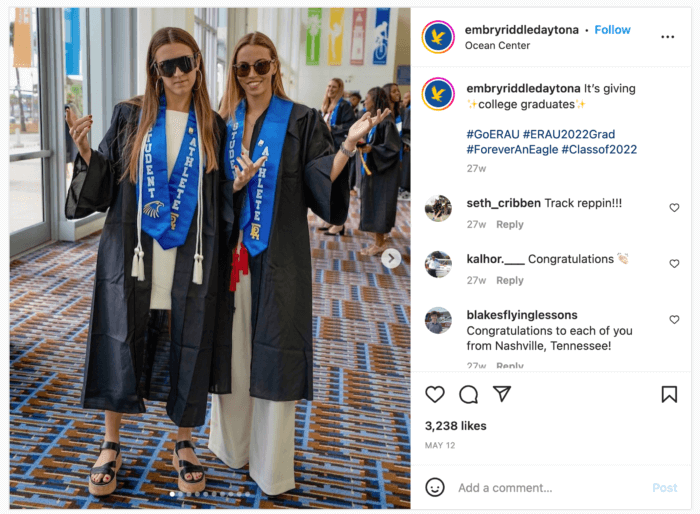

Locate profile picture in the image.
[425,251,452,278]
[425,307,451,334]
[425,195,452,222]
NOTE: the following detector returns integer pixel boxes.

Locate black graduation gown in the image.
[65,101,232,427]
[226,102,349,402]
[359,115,401,234]
[328,99,356,151]
[399,107,411,191]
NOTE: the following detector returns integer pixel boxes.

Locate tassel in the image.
[193,254,203,285]
[131,248,140,278]
[137,250,145,281]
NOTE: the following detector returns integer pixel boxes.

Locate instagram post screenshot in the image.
[2,2,698,512]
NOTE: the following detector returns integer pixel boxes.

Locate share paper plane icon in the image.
[493,386,511,402]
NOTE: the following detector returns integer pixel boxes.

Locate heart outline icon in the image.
[670,203,680,212]
[670,315,680,324]
[670,259,679,268]
[425,386,445,403]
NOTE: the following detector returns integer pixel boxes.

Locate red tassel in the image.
[229,243,249,292]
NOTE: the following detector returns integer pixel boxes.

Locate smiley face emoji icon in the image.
[426,477,445,497]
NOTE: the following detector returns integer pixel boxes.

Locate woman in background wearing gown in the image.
[64,27,231,496]
[208,32,389,496]
[358,87,402,256]
[318,78,356,236]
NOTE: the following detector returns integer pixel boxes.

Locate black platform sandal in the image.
[172,440,206,493]
[88,441,122,497]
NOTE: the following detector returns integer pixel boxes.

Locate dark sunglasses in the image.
[153,53,199,78]
[233,59,275,78]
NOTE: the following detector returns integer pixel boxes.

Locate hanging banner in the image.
[327,8,344,66]
[306,8,322,66]
[13,8,32,68]
[372,8,391,65]
[350,8,366,66]
[64,8,81,76]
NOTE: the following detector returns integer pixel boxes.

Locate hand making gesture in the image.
[65,106,93,165]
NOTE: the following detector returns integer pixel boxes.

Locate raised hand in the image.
[232,153,268,193]
[346,108,391,146]
[65,106,93,164]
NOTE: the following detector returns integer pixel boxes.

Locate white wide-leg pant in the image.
[208,249,297,496]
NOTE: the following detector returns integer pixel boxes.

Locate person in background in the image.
[357,87,401,256]
[398,93,410,201]
[383,83,409,201]
[349,92,362,118]
[319,78,356,236]
[382,83,403,132]
[402,90,410,109]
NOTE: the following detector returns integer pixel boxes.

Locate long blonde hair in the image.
[218,32,291,121]
[321,78,345,114]
[122,27,218,184]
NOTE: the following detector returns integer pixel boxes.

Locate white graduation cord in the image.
[192,119,204,285]
[132,130,149,281]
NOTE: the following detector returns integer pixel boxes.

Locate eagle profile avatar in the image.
[431,86,445,102]
[422,21,455,54]
[143,200,165,218]
[422,77,455,111]
[431,29,445,46]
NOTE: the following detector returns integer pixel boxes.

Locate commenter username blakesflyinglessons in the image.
[463,24,632,50]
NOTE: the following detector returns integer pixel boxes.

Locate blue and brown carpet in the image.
[9,197,410,509]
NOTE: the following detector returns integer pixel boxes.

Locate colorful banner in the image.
[13,8,32,68]
[372,8,391,65]
[327,8,344,66]
[306,8,322,66]
[350,8,366,65]
[64,8,81,76]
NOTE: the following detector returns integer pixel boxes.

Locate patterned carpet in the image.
[9,197,411,509]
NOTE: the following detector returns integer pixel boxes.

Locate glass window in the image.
[9,8,44,233]
[9,159,44,233]
[9,8,40,157]
[195,8,226,108]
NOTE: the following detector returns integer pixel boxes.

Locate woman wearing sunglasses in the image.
[64,27,232,496]
[207,32,390,496]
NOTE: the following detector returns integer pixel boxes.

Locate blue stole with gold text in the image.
[137,94,200,249]
[225,95,294,256]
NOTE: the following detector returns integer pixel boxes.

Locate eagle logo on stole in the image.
[143,201,165,218]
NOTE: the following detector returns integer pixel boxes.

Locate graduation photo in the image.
[8,7,410,509]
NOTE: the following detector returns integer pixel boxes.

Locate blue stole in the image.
[137,95,200,250]
[225,95,294,256]
[329,98,347,126]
